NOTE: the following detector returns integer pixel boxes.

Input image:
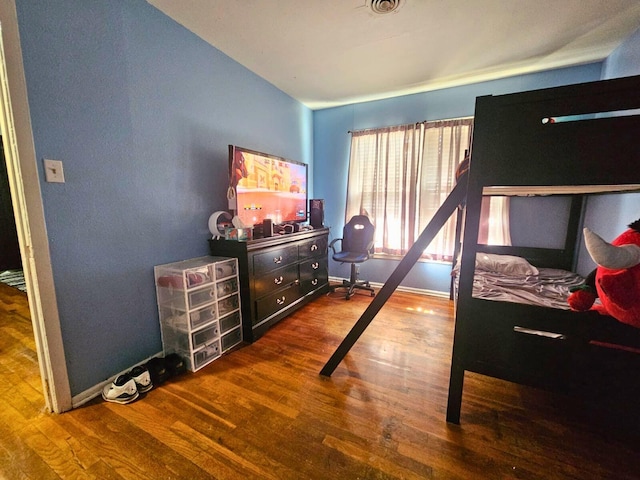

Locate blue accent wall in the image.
[602,27,640,80]
[313,65,603,292]
[15,0,312,396]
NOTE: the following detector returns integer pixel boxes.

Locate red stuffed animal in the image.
[568,219,640,328]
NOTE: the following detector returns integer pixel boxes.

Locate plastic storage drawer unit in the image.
[154,256,243,371]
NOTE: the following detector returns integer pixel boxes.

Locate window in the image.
[346,118,509,262]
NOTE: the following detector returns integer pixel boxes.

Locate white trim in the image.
[71,381,111,409]
[328,276,450,299]
[483,184,640,196]
[0,0,71,412]
[71,352,163,408]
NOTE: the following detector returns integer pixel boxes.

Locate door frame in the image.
[0,0,71,412]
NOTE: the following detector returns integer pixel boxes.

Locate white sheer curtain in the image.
[346,119,486,261]
[479,196,512,245]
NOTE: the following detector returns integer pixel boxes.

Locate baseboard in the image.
[328,276,450,299]
[71,352,163,409]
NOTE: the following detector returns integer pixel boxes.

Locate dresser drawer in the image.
[299,257,328,294]
[219,310,242,334]
[191,339,221,371]
[299,236,328,259]
[464,314,571,386]
[156,264,213,290]
[189,303,218,330]
[253,245,298,276]
[254,284,300,325]
[213,258,237,279]
[217,292,240,317]
[187,285,217,309]
[221,327,242,352]
[216,276,239,298]
[191,321,220,350]
[158,302,217,331]
[509,326,571,383]
[253,264,298,298]
[155,279,216,311]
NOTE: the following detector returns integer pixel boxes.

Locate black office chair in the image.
[329,215,376,300]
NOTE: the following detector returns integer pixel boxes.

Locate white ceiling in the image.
[147,0,640,110]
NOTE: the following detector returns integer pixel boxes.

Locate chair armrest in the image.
[366,240,375,255]
[329,238,342,255]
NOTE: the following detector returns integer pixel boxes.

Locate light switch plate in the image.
[43,159,65,183]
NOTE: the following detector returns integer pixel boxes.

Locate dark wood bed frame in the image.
[446,74,640,424]
[319,74,640,426]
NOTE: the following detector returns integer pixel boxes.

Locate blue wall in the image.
[16,0,312,396]
[602,27,640,80]
[313,65,604,291]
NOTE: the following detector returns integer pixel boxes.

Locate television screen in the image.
[229,145,308,227]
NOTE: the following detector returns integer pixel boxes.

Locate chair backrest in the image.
[342,215,375,254]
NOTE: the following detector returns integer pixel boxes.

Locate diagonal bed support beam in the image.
[320,179,467,377]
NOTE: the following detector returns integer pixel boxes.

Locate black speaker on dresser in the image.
[309,199,324,228]
[263,218,273,237]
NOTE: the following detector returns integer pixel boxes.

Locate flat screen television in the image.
[229,145,308,227]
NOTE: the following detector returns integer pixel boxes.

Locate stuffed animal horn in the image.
[584,227,640,269]
[570,220,640,329]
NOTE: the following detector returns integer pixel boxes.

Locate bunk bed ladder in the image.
[320,179,468,377]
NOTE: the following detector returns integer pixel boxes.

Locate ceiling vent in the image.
[369,0,402,14]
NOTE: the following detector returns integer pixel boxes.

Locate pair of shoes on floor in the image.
[102,365,153,405]
[145,353,186,387]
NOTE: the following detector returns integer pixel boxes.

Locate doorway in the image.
[0,136,22,271]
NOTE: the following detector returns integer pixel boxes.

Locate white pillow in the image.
[475,253,539,276]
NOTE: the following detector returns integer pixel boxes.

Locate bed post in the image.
[446,362,465,423]
[319,179,467,377]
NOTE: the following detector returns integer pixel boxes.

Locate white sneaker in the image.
[102,374,139,404]
[130,365,153,393]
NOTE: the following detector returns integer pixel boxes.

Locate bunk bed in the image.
[446,75,640,424]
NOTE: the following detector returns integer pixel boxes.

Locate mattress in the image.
[470,267,585,310]
[453,253,586,310]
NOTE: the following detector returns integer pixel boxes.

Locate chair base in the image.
[331,263,375,300]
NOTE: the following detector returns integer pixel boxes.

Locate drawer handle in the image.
[274,276,284,285]
[310,244,318,251]
[513,326,566,340]
[273,256,283,264]
[276,296,286,305]
[311,278,318,286]
[311,262,319,269]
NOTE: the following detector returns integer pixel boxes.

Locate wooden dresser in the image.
[209,228,330,342]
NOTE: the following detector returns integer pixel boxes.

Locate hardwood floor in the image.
[1,281,640,479]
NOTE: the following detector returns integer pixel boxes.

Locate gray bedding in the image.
[470,267,585,310]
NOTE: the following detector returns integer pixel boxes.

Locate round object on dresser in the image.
[208,211,233,238]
